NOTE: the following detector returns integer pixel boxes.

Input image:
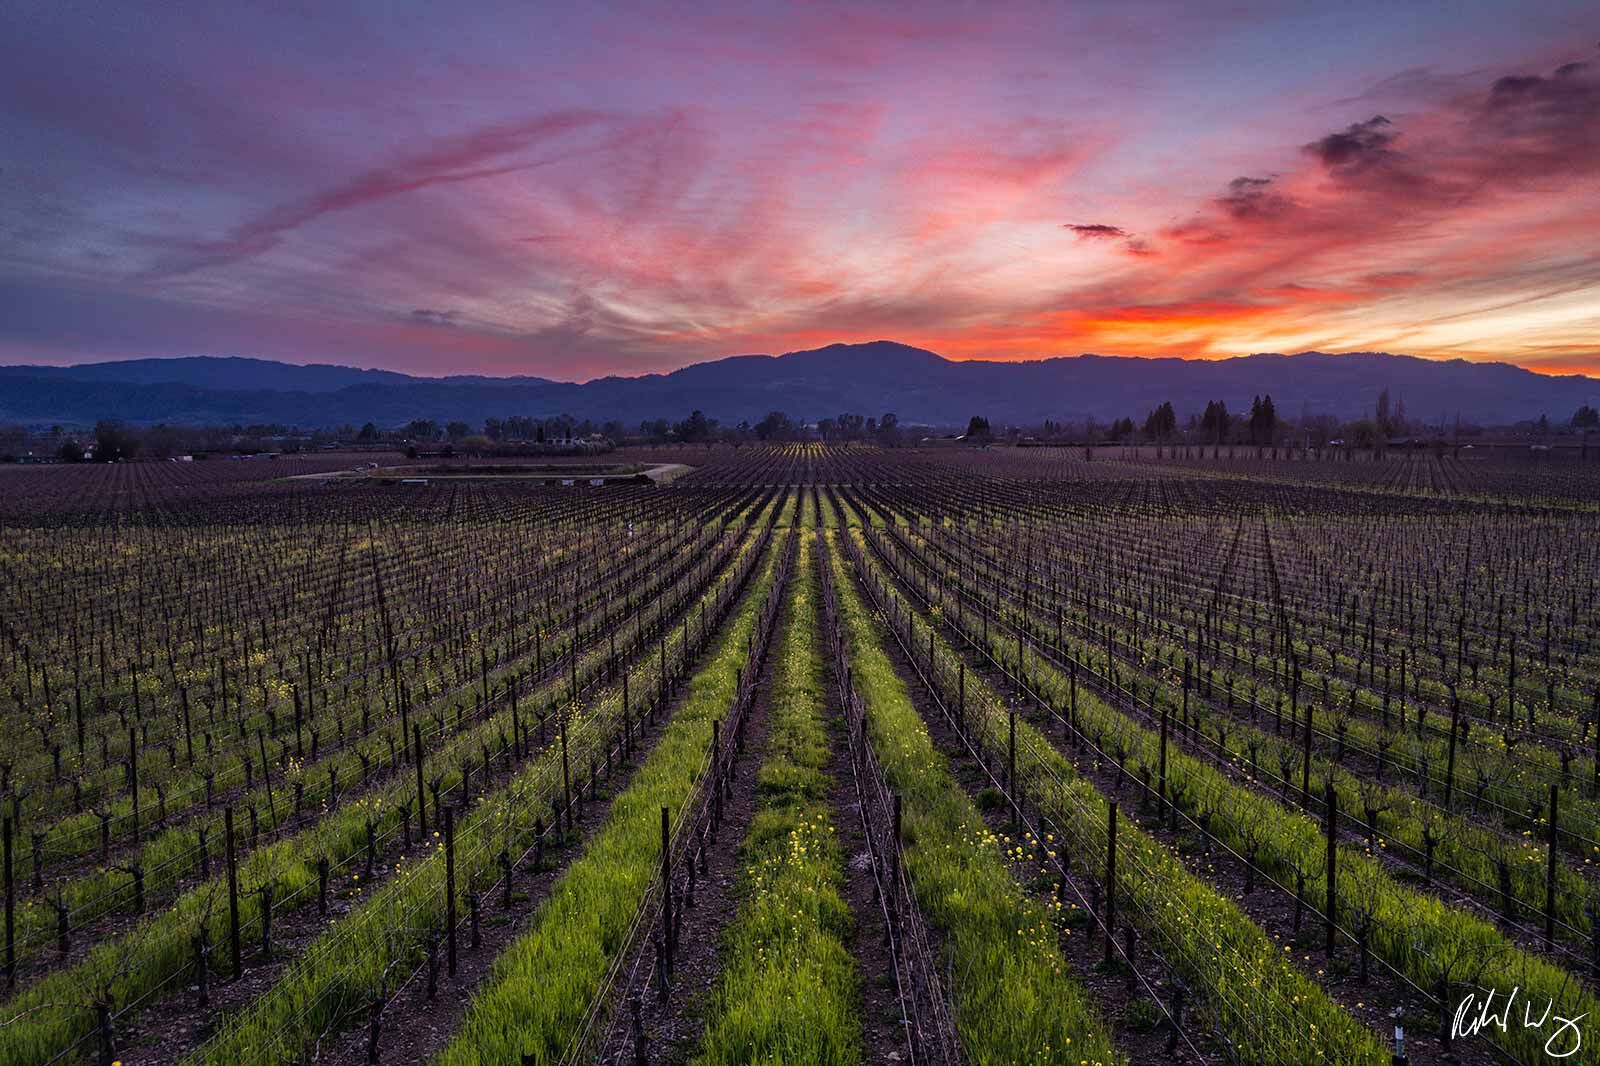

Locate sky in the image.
[1,1,1597,381]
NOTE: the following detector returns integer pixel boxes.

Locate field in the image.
[0,444,1596,1066]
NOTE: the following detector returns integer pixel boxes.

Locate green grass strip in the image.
[826,532,1121,1066]
[692,534,862,1066]
[434,537,784,1066]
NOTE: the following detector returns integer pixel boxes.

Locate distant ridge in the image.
[1,342,1594,427]
[0,355,553,393]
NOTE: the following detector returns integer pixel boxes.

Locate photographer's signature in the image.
[1454,986,1587,1059]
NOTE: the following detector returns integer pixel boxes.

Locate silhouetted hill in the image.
[1,342,1593,428]
[0,356,412,393]
[0,356,557,394]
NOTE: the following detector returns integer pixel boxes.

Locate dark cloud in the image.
[1493,75,1540,95]
[1481,58,1598,121]
[409,309,461,326]
[1064,223,1128,239]
[1158,174,1305,251]
[1303,115,1395,170]
[1064,222,1155,258]
[1215,176,1292,219]
[1462,57,1600,186]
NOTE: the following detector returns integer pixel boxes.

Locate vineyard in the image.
[0,444,1596,1066]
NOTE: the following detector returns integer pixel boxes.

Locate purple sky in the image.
[2,1,1598,379]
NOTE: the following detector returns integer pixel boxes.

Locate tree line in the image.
[1010,393,1599,448]
[6,397,1595,463]
[638,410,908,445]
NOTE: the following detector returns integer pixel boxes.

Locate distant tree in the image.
[1247,394,1277,446]
[481,418,502,441]
[1375,389,1392,437]
[816,417,838,441]
[639,417,671,442]
[1200,400,1231,444]
[445,421,470,442]
[1573,404,1599,429]
[58,438,85,463]
[755,410,796,442]
[877,412,901,447]
[357,422,379,442]
[1106,416,1135,442]
[94,420,140,462]
[674,410,717,443]
[1143,401,1177,442]
[965,415,992,440]
[835,413,866,440]
[405,419,438,442]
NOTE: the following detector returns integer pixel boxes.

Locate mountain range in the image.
[1,342,1595,429]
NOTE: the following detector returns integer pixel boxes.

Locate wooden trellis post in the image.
[445,808,457,976]
[1325,781,1338,955]
[1105,802,1118,964]
[226,807,241,979]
